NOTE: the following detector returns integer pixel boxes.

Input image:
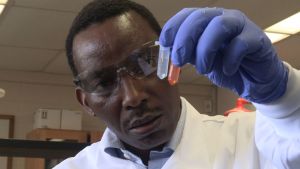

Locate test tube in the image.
[168,64,181,85]
[157,43,170,79]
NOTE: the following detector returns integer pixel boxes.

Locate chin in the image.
[133,141,167,151]
[134,132,171,150]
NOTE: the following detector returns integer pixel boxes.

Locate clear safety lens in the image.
[74,40,160,94]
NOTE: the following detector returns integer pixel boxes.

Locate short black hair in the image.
[66,0,162,77]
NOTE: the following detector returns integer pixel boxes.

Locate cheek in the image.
[154,81,180,124]
[150,78,179,110]
[90,95,123,129]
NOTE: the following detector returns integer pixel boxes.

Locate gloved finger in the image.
[195,10,244,74]
[171,8,223,66]
[222,19,266,76]
[159,8,197,47]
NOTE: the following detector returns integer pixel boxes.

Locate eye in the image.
[146,55,157,66]
[79,68,118,95]
[97,76,116,88]
[93,72,118,93]
[147,45,159,64]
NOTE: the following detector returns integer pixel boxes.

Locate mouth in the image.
[128,114,162,135]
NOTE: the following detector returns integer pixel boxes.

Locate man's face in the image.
[72,11,181,150]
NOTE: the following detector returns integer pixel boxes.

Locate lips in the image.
[128,114,162,135]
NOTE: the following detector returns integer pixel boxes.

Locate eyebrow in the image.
[76,66,115,82]
[92,67,117,77]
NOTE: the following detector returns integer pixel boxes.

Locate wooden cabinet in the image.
[26,128,88,143]
[25,128,88,169]
[89,130,103,143]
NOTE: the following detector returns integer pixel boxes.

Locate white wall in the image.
[179,84,217,116]
[0,71,104,169]
[0,72,105,138]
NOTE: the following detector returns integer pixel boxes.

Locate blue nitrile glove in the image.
[159,8,288,103]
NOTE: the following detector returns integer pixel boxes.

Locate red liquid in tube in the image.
[168,64,181,85]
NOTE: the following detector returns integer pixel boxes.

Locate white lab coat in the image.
[54,63,300,169]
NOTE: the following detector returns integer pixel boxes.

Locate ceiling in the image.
[0,0,299,85]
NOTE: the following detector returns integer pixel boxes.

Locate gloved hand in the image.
[159,8,288,103]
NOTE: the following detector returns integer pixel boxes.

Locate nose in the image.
[120,75,149,110]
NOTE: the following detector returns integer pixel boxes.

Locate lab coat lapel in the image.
[162,100,212,169]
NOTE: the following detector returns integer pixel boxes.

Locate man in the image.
[55,0,300,168]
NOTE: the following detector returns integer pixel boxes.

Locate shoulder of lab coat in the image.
[53,129,140,169]
[253,63,300,169]
[162,98,263,169]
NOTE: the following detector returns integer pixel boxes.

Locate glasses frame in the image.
[73,40,159,94]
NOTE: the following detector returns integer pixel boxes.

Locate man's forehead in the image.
[73,30,135,70]
[72,11,158,73]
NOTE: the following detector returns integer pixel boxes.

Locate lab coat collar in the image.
[162,97,212,169]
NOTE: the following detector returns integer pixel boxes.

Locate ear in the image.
[75,88,95,116]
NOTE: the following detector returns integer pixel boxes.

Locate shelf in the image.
[26,128,88,143]
[0,138,89,158]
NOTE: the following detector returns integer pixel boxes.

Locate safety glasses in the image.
[73,41,159,95]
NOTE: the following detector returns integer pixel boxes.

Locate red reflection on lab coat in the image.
[224,98,252,116]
